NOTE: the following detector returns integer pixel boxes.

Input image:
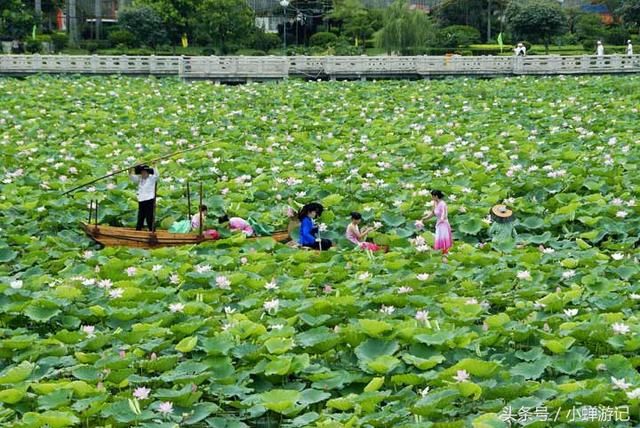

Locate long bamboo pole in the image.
[61,141,218,196]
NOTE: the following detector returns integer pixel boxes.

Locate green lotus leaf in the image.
[260,389,301,414]
[0,361,35,384]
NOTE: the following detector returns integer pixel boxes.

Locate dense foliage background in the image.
[2,75,640,426]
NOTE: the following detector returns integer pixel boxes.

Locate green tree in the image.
[505,0,567,53]
[434,0,509,42]
[133,0,195,44]
[194,0,255,53]
[0,0,35,39]
[329,0,382,46]
[619,0,640,29]
[119,6,168,48]
[375,0,434,54]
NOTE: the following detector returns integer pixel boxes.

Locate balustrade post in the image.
[178,55,185,79]
[32,54,41,72]
[91,54,98,73]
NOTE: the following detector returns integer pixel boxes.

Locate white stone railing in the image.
[2,54,640,80]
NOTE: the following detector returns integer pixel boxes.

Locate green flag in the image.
[497,32,503,53]
[32,24,37,40]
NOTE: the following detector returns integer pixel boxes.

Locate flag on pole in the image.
[181,33,188,48]
[32,24,37,40]
[497,32,503,53]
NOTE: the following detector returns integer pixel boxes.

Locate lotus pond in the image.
[2,75,640,427]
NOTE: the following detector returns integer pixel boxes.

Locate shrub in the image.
[253,31,281,51]
[235,48,267,56]
[81,41,99,53]
[25,38,41,53]
[50,32,68,52]
[469,44,514,55]
[604,25,630,45]
[108,29,136,48]
[310,32,338,47]
[437,25,481,48]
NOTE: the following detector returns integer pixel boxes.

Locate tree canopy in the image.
[505,0,567,53]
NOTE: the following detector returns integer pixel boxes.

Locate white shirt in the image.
[597,44,604,56]
[627,44,633,56]
[130,168,159,202]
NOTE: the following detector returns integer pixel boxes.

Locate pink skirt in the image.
[359,242,382,251]
[434,221,453,254]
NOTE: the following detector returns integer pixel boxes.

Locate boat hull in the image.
[81,223,290,249]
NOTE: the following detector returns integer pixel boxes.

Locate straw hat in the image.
[491,204,514,223]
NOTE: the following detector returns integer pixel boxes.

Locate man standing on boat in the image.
[129,164,159,231]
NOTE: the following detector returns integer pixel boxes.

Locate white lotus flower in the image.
[152,264,163,272]
[264,299,279,314]
[358,272,371,280]
[517,271,532,280]
[416,273,430,281]
[109,288,124,299]
[82,250,94,260]
[9,279,23,289]
[169,303,185,313]
[380,305,395,315]
[125,267,137,277]
[415,310,430,325]
[318,223,328,232]
[627,388,640,399]
[264,279,278,290]
[98,279,113,289]
[419,386,430,397]
[195,264,211,273]
[613,322,630,335]
[216,275,231,289]
[453,370,470,383]
[81,325,95,337]
[611,253,625,261]
[397,286,413,294]
[169,274,180,285]
[617,211,628,218]
[630,293,640,300]
[612,377,631,390]
[564,308,578,318]
[562,270,576,279]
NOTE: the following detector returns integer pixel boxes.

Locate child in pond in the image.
[346,212,382,251]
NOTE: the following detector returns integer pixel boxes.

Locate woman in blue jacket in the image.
[298,203,332,250]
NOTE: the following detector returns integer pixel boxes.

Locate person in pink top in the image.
[219,214,254,237]
[421,189,453,261]
[346,212,382,251]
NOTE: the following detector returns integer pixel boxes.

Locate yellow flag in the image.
[181,33,188,48]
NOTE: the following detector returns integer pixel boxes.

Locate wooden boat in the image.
[81,223,291,249]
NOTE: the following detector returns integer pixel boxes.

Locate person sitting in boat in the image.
[218,214,254,237]
[346,212,382,251]
[298,203,332,250]
[129,164,158,231]
[191,205,208,231]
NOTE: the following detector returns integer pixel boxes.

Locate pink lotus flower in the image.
[414,220,424,230]
[323,284,333,293]
[133,386,150,400]
[125,267,137,277]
